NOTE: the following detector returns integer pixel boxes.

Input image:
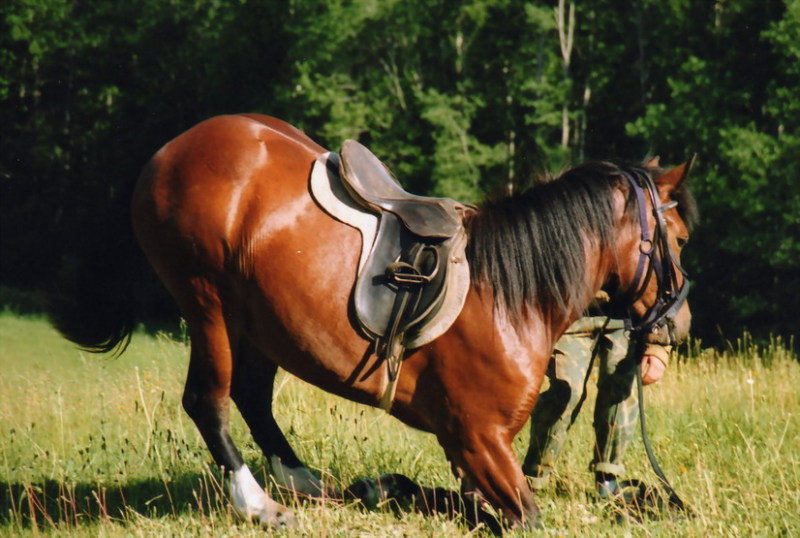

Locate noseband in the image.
[621,169,690,340]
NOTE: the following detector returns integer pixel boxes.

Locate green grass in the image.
[0,312,798,536]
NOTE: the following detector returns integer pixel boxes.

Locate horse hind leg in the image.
[180,295,294,527]
[231,339,329,498]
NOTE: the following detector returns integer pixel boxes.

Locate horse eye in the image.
[676,237,688,248]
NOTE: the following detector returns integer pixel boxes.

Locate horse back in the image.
[132,114,325,273]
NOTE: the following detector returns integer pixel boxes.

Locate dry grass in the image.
[0,312,797,535]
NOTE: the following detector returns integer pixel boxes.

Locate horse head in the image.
[609,157,697,345]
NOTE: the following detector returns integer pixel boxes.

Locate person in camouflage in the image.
[522,313,671,497]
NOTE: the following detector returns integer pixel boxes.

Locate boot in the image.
[595,471,620,499]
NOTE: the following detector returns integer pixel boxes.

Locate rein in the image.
[621,169,690,342]
[634,345,689,512]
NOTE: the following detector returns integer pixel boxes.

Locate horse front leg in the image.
[421,328,545,529]
[441,427,539,531]
[182,306,294,527]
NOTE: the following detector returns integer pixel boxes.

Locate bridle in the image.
[621,168,690,342]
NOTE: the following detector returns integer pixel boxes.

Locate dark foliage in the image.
[1,0,796,346]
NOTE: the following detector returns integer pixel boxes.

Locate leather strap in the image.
[632,338,689,512]
[378,243,440,411]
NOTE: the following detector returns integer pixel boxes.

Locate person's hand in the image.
[640,354,667,385]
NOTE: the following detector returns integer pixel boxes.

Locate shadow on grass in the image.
[338,473,505,534]
[0,472,227,529]
[0,471,510,533]
[546,475,692,526]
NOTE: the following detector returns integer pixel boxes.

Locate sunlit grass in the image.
[0,312,797,535]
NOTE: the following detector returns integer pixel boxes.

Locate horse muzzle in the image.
[644,305,691,346]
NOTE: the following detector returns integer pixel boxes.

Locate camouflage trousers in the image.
[522,316,638,488]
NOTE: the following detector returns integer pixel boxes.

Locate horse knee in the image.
[450,432,538,528]
[182,387,201,416]
[182,385,220,422]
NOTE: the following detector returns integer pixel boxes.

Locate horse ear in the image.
[646,155,660,168]
[654,154,696,190]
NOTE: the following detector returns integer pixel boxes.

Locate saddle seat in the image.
[339,140,464,238]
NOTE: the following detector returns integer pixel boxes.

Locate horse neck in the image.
[586,237,618,303]
[533,227,619,329]
[464,174,626,339]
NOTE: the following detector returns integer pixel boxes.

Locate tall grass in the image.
[0,312,797,535]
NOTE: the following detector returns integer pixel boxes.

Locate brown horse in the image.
[52,114,695,529]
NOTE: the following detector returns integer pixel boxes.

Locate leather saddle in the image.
[310,141,473,409]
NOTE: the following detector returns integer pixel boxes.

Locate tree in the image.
[624,0,798,341]
[0,0,796,345]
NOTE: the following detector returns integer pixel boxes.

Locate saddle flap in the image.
[309,153,470,349]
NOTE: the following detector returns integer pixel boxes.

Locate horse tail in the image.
[48,195,142,356]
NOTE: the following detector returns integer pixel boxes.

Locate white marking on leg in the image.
[269,456,324,496]
[230,465,295,527]
[230,465,269,518]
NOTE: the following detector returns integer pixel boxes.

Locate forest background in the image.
[1,0,798,347]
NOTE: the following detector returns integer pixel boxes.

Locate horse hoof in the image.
[258,506,296,528]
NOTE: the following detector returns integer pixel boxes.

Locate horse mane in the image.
[466,161,645,325]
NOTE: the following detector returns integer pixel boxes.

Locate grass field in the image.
[0,311,798,536]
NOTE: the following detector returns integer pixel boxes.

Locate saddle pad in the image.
[310,152,377,274]
[309,152,471,348]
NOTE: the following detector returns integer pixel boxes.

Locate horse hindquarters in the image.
[130,115,318,526]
